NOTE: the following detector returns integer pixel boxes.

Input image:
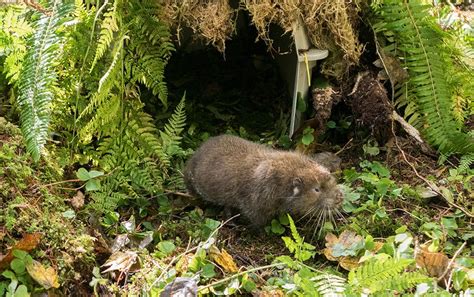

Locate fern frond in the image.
[458,153,474,173]
[373,0,474,154]
[160,95,186,158]
[90,1,118,72]
[79,38,123,124]
[0,6,33,83]
[16,0,72,161]
[311,273,346,296]
[347,258,430,294]
[124,0,174,106]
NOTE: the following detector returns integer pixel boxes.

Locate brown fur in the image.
[184,135,344,227]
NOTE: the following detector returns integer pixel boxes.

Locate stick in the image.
[391,121,473,218]
[438,241,466,283]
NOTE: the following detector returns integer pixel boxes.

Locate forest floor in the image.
[1,44,473,296]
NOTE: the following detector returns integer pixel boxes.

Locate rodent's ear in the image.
[293,177,303,187]
[292,177,303,197]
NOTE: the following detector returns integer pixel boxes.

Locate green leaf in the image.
[157,241,176,257]
[326,121,337,128]
[88,170,104,179]
[271,219,285,235]
[201,263,216,279]
[204,218,220,231]
[13,284,29,297]
[62,209,76,219]
[10,259,25,275]
[16,1,74,161]
[2,270,16,280]
[302,134,314,146]
[241,274,256,292]
[76,168,90,181]
[85,179,100,191]
[12,250,27,260]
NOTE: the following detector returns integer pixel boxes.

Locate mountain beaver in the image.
[183,135,344,227]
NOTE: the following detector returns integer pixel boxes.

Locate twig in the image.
[41,178,81,187]
[391,121,473,218]
[164,190,194,198]
[197,263,283,292]
[391,111,423,144]
[335,138,353,155]
[439,241,466,285]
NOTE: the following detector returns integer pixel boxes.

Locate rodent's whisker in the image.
[298,205,317,222]
[335,209,347,222]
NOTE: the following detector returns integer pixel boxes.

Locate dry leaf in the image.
[26,260,60,289]
[209,246,238,273]
[324,231,364,257]
[70,191,85,209]
[161,277,198,297]
[324,231,382,271]
[0,233,41,269]
[339,256,360,271]
[102,251,139,273]
[416,246,449,278]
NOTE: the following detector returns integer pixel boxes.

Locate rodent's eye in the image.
[313,187,320,193]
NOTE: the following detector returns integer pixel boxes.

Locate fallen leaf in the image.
[416,245,449,278]
[111,234,130,253]
[339,256,360,271]
[324,230,364,258]
[70,191,85,209]
[209,246,238,273]
[0,233,41,269]
[161,277,198,297]
[26,260,60,289]
[324,231,382,271]
[102,251,139,273]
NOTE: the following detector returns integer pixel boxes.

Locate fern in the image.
[281,215,316,262]
[347,258,431,294]
[311,273,346,296]
[160,95,187,158]
[15,0,73,161]
[372,0,474,154]
[90,1,118,72]
[458,153,474,173]
[0,6,33,83]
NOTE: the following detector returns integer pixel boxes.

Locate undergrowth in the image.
[0,0,472,296]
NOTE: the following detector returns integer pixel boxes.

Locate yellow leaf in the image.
[26,260,60,289]
[415,245,449,278]
[339,256,360,271]
[209,246,238,273]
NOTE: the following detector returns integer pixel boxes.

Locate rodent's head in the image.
[285,163,344,217]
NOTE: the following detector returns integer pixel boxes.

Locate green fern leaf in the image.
[90,1,118,72]
[373,0,474,154]
[312,273,346,296]
[458,153,474,173]
[16,0,73,161]
[160,95,186,158]
[347,258,430,294]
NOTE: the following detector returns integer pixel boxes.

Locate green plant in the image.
[281,215,316,262]
[0,250,34,297]
[76,167,104,192]
[14,1,73,161]
[346,258,430,294]
[372,0,474,154]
